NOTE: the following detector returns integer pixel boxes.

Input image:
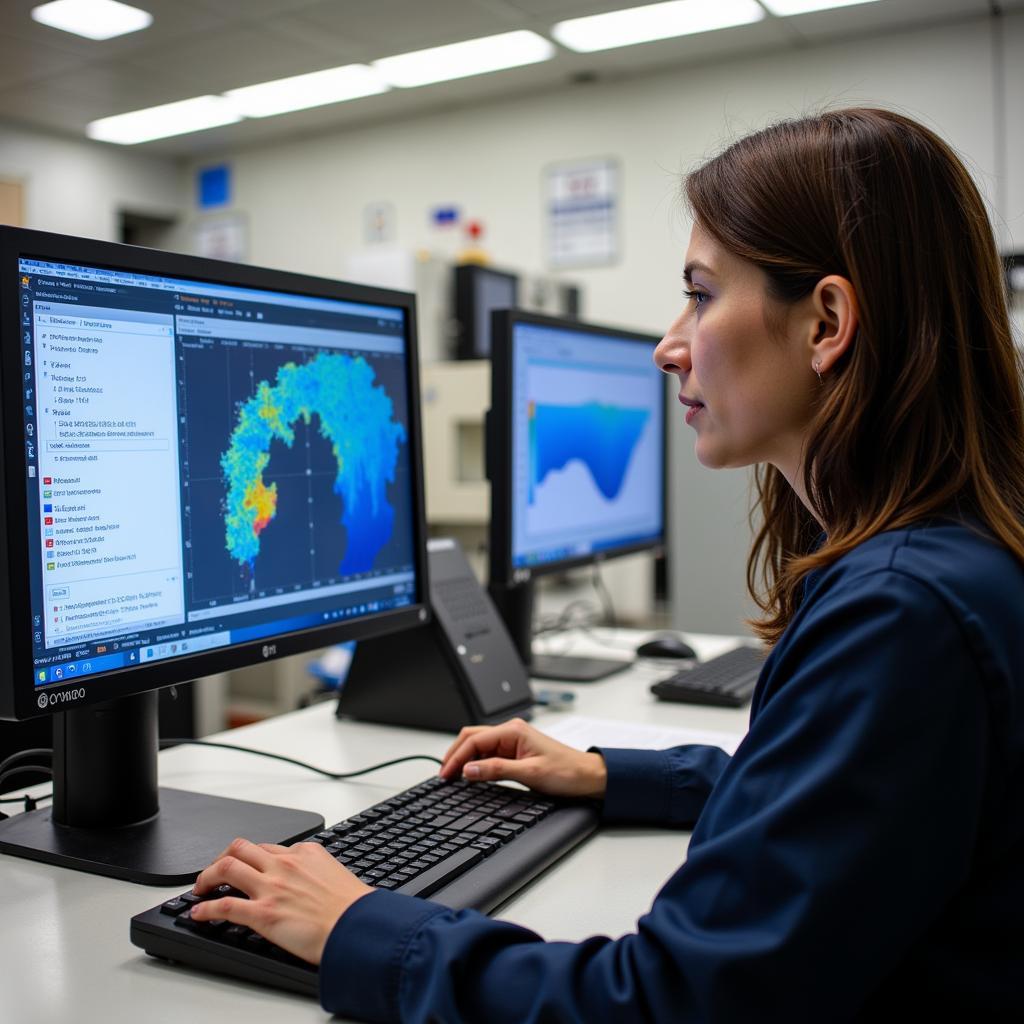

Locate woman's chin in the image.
[693,440,726,469]
[694,440,748,471]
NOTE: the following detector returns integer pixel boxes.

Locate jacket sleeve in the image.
[319,570,992,1023]
[597,744,732,827]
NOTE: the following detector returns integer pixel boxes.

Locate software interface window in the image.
[19,260,417,696]
[510,320,664,571]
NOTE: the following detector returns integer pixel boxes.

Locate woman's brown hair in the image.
[685,107,1024,646]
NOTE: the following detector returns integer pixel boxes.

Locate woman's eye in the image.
[682,288,709,307]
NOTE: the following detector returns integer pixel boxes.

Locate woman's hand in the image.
[189,837,373,965]
[440,717,607,799]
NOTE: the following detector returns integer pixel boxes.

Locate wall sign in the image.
[545,157,619,269]
[197,164,231,209]
[194,212,248,262]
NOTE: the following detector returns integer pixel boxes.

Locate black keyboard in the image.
[650,644,766,707]
[130,776,599,997]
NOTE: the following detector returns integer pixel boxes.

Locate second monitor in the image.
[488,310,666,681]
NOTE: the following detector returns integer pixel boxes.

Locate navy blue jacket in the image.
[320,520,1024,1021]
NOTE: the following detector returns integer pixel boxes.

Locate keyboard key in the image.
[448,813,483,830]
[222,925,250,944]
[398,848,485,899]
[467,818,501,833]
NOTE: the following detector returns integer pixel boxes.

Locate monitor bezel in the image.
[453,263,520,360]
[0,226,431,721]
[488,309,668,588]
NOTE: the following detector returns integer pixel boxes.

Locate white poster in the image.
[546,157,619,269]
[194,212,248,262]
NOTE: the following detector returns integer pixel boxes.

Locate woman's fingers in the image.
[441,722,526,779]
[441,724,488,765]
[190,895,258,926]
[193,837,275,896]
[463,756,539,785]
[256,843,291,856]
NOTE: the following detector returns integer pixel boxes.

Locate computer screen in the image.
[490,311,665,584]
[454,264,519,359]
[0,227,428,722]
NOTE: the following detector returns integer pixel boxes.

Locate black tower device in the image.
[337,538,533,731]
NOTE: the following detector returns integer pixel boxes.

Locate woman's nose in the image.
[654,313,690,375]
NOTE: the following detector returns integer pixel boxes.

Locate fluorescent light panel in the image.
[87,96,241,145]
[225,65,388,118]
[373,30,555,88]
[31,0,152,41]
[761,0,882,14]
[551,0,764,53]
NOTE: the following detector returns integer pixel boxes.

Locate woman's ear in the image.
[808,275,858,375]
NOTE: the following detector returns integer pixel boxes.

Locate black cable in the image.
[592,563,617,628]
[0,750,56,811]
[159,739,441,779]
[0,745,444,810]
[533,598,602,637]
[0,747,53,777]
[0,764,53,796]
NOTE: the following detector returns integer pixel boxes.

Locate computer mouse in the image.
[635,635,697,660]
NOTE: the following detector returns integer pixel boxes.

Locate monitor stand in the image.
[528,652,630,682]
[0,690,324,886]
[488,580,631,683]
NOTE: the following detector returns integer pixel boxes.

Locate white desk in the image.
[0,631,749,1024]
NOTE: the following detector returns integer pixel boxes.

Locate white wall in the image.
[0,122,182,241]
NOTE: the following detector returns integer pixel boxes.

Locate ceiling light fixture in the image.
[86,96,242,145]
[373,30,555,88]
[760,0,882,14]
[224,65,389,118]
[31,0,153,41]
[551,0,764,53]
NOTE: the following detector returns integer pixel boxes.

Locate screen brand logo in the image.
[37,687,86,709]
[261,644,277,659]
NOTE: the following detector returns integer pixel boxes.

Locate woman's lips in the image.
[679,394,704,425]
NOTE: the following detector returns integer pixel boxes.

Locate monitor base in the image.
[0,786,324,886]
[530,653,631,683]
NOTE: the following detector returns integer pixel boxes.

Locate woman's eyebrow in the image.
[683,260,715,283]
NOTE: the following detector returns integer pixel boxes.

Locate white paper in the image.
[538,714,743,756]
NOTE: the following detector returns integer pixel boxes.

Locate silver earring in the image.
[814,360,823,384]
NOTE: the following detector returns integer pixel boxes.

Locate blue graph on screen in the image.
[528,401,650,504]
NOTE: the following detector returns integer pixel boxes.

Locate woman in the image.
[190,108,1024,1021]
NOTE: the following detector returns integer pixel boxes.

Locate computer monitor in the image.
[487,310,666,681]
[0,226,430,883]
[453,264,519,359]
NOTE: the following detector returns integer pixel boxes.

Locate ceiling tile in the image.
[26,61,194,112]
[288,0,517,57]
[184,0,328,18]
[0,29,88,91]
[121,24,348,96]
[0,84,121,135]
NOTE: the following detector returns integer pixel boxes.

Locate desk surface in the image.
[0,631,749,1024]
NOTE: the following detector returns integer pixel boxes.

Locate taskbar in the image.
[513,528,663,569]
[33,591,412,687]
